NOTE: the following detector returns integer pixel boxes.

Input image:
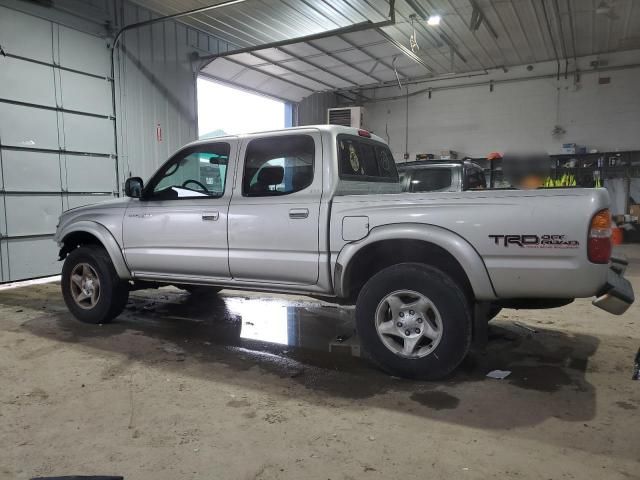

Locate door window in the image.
[242,135,314,197]
[147,143,230,200]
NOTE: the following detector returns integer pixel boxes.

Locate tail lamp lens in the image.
[588,209,612,264]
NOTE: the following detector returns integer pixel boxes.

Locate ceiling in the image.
[131,0,640,101]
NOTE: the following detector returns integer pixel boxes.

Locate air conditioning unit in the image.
[327,106,366,128]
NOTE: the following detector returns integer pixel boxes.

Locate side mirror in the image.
[124,177,144,198]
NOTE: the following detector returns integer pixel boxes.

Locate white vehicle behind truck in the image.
[54,125,634,379]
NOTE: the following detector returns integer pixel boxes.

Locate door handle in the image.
[289,208,309,219]
[202,211,219,221]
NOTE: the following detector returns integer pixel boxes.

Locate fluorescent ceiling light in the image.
[427,15,441,26]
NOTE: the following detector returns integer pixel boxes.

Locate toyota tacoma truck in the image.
[53,125,634,379]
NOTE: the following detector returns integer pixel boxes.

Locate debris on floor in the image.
[513,321,537,333]
[486,369,512,380]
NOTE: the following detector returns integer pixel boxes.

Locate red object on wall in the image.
[156,123,163,142]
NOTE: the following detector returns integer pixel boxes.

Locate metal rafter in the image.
[277,45,368,87]
[336,33,410,79]
[305,39,385,83]
[247,51,342,90]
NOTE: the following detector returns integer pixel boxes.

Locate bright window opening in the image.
[197,77,286,139]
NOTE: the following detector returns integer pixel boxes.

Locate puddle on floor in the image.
[124,288,361,359]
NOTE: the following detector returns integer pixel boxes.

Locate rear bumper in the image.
[592,256,635,315]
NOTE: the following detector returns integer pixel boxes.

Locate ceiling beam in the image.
[305,39,385,83]
[336,34,410,79]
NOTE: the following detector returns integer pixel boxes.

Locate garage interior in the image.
[1,0,639,478]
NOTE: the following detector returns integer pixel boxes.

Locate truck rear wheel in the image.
[355,263,472,380]
[61,245,129,324]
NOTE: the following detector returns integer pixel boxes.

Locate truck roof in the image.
[183,125,387,148]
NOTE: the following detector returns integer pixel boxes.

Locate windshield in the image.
[408,168,453,192]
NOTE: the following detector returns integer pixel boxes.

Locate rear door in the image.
[228,131,322,285]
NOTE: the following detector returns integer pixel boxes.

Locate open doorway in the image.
[197,77,287,139]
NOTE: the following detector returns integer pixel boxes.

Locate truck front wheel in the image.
[61,245,130,324]
[356,263,472,380]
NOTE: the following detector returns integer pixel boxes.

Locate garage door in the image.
[0,6,117,282]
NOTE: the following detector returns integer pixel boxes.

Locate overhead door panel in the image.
[59,71,112,115]
[0,6,116,282]
[58,26,110,77]
[0,6,53,63]
[0,103,60,150]
[2,151,62,192]
[4,195,62,237]
[6,238,60,280]
[62,113,115,154]
[0,57,57,107]
[65,155,116,192]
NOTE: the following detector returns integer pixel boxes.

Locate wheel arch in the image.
[57,221,131,280]
[334,223,497,302]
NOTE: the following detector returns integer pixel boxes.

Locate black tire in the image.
[181,285,222,296]
[61,245,129,324]
[487,305,502,321]
[356,263,472,380]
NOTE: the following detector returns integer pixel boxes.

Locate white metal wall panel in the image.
[2,151,62,192]
[4,195,62,237]
[62,114,115,154]
[59,71,113,115]
[57,25,110,77]
[0,57,57,107]
[64,156,115,192]
[0,103,60,150]
[6,238,60,281]
[0,6,53,63]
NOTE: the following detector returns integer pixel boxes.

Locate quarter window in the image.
[242,135,314,197]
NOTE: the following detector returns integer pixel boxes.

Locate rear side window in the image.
[409,168,453,192]
[242,135,314,197]
[338,135,398,182]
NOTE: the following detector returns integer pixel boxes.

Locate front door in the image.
[228,131,322,285]
[123,140,236,280]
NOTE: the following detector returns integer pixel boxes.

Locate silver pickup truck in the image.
[54,125,634,379]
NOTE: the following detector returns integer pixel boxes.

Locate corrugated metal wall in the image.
[297,92,339,126]
[114,1,231,184]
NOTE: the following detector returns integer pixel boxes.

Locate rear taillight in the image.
[588,208,612,264]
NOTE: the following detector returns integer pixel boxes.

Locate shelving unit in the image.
[471,150,640,190]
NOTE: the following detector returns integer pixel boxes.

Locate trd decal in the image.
[489,234,579,248]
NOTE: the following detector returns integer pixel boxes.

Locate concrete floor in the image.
[1,248,639,479]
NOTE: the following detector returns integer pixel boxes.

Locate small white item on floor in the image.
[486,369,511,380]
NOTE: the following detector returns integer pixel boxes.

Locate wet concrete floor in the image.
[1,257,639,478]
